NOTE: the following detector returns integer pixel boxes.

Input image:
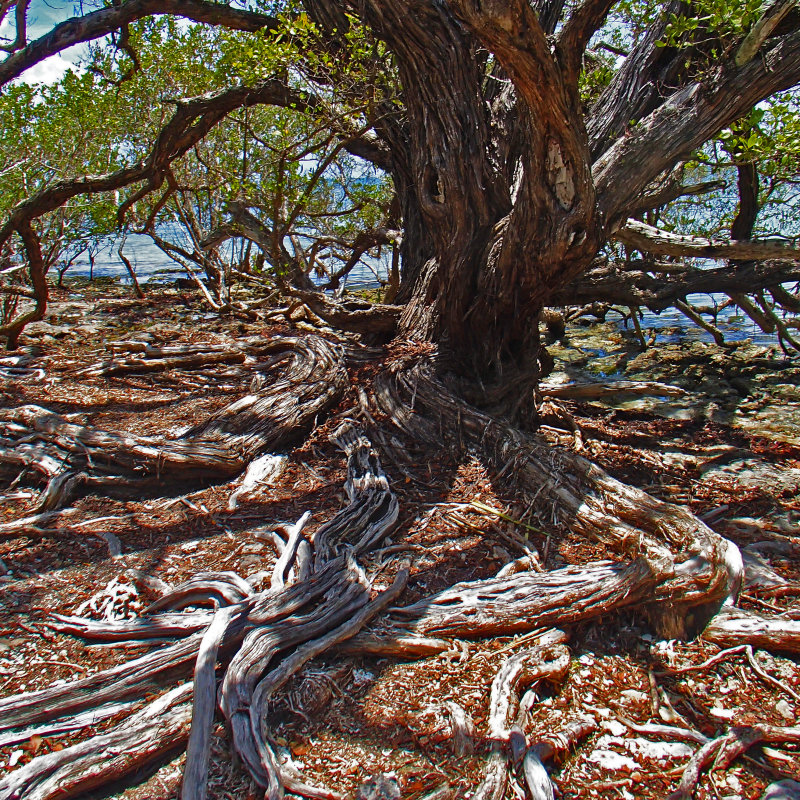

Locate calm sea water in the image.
[64,235,794,348]
[64,233,389,290]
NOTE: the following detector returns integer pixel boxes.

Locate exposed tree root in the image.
[669,724,800,800]
[474,632,571,800]
[0,684,193,800]
[523,720,598,800]
[0,420,400,800]
[374,354,742,638]
[663,643,800,703]
[540,379,687,400]
[0,335,347,506]
[438,701,475,757]
[396,560,655,637]
[1,333,797,799]
[704,607,800,654]
[287,289,402,336]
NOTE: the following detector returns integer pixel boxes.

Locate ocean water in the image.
[62,234,795,347]
[63,233,390,290]
[622,297,788,348]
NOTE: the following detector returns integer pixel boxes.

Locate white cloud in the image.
[19,51,76,85]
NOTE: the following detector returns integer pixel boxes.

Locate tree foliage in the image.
[0,0,798,350]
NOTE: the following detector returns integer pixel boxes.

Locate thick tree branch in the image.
[287,288,401,335]
[587,0,686,159]
[535,0,568,35]
[202,201,278,253]
[0,77,386,255]
[594,30,800,223]
[0,220,47,349]
[730,163,760,241]
[0,80,297,248]
[0,0,278,87]
[444,0,601,331]
[447,0,568,119]
[557,0,617,80]
[550,257,800,310]
[321,226,401,290]
[735,0,798,66]
[0,0,28,54]
[614,219,800,261]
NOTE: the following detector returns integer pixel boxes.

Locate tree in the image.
[0,73,124,345]
[0,2,799,799]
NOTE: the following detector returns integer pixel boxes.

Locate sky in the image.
[0,1,87,84]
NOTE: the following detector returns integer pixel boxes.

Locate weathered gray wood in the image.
[246,570,409,798]
[271,511,312,590]
[473,644,570,800]
[376,359,743,638]
[397,560,653,637]
[0,684,193,800]
[182,606,241,800]
[0,336,347,505]
[703,607,800,654]
[144,571,253,614]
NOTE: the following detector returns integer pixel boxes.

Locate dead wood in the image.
[2,334,797,800]
[669,724,800,800]
[540,379,686,400]
[83,337,307,378]
[334,630,458,658]
[703,607,800,654]
[288,288,402,336]
[0,701,138,749]
[395,560,654,637]
[86,349,247,377]
[374,356,742,638]
[0,335,347,506]
[222,570,409,799]
[439,701,475,757]
[0,683,193,800]
[662,643,800,703]
[473,642,570,800]
[523,720,598,800]
[550,257,800,311]
[615,219,800,261]
[182,607,241,800]
[144,571,254,614]
[0,419,403,800]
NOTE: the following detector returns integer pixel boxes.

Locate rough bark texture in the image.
[0,335,346,505]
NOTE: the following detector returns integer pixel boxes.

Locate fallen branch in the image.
[473,643,570,800]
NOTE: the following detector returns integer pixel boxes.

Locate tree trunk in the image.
[305,0,604,416]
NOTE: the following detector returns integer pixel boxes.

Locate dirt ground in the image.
[1,283,798,800]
